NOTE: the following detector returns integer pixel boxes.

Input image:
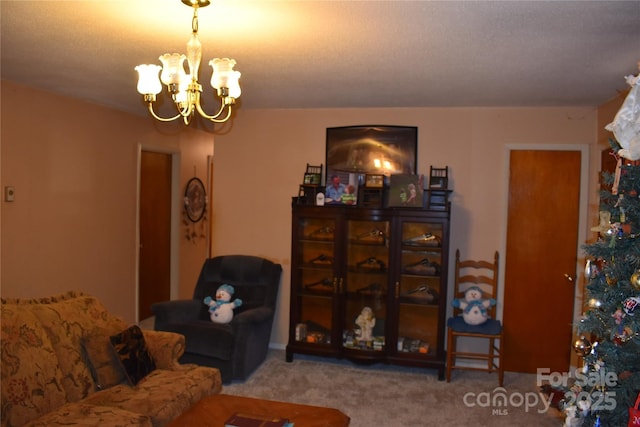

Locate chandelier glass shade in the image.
[135,0,241,124]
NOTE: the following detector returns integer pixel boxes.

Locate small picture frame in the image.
[325,172,359,205]
[387,174,424,207]
[365,174,384,188]
[304,173,321,185]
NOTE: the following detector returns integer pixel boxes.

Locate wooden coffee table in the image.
[168,394,350,426]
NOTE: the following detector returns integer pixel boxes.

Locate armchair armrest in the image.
[232,307,275,342]
[141,330,185,370]
[151,299,202,330]
[230,307,276,379]
[232,307,273,327]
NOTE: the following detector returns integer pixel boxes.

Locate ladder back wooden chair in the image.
[446,249,503,386]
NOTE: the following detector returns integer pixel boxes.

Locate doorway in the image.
[502,148,586,373]
[138,150,172,320]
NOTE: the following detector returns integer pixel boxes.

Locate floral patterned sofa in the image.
[1,291,222,427]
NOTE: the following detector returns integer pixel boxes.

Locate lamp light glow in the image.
[135,64,162,95]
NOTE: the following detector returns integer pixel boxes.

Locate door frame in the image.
[136,144,181,322]
[500,143,590,371]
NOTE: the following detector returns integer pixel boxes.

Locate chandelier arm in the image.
[194,98,233,123]
[174,94,196,118]
[146,103,182,122]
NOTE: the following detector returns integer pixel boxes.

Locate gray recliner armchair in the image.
[151,255,282,383]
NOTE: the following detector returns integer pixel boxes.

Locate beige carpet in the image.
[222,349,564,427]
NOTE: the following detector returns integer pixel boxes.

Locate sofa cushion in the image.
[83,365,222,427]
[81,331,130,390]
[110,325,156,385]
[0,301,68,427]
[24,402,153,427]
[29,291,128,402]
[164,320,235,360]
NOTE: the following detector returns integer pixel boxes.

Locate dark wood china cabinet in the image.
[286,204,450,379]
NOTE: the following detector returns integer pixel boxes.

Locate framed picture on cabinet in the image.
[303,173,321,185]
[325,172,359,205]
[365,174,384,188]
[387,174,424,207]
[325,125,417,185]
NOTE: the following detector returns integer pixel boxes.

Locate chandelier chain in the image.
[192,8,199,34]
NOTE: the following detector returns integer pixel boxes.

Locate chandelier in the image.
[135,0,241,124]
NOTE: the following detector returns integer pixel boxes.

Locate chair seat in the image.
[447,316,502,335]
[165,321,234,360]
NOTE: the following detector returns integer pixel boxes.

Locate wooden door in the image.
[139,151,172,320]
[503,150,581,373]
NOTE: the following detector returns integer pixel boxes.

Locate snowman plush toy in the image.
[452,286,496,325]
[204,284,243,324]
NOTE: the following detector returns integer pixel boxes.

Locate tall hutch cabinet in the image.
[286,204,450,379]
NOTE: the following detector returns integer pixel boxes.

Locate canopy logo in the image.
[462,388,553,415]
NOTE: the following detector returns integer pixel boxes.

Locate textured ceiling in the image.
[1,0,639,117]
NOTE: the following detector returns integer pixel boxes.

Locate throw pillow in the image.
[109,325,156,385]
[81,332,130,390]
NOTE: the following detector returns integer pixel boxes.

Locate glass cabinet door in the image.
[395,220,444,357]
[342,218,390,353]
[292,216,338,347]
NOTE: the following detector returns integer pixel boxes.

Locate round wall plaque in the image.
[184,177,206,222]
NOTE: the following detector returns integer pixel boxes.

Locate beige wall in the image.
[1,80,212,323]
[212,106,600,347]
[2,79,624,351]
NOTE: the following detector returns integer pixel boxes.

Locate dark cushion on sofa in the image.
[110,325,156,385]
[81,333,130,390]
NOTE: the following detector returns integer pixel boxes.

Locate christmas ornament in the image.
[612,327,633,346]
[623,296,640,315]
[628,392,640,427]
[573,336,592,357]
[585,259,600,279]
[587,298,602,309]
[612,308,625,325]
[606,273,617,286]
[591,210,613,237]
[631,269,640,290]
[605,70,640,161]
[612,222,624,239]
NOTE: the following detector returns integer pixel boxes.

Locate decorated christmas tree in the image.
[568,67,640,427]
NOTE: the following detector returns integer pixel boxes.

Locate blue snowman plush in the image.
[204,284,242,324]
[452,286,496,325]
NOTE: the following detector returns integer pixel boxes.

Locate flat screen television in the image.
[324,125,418,204]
